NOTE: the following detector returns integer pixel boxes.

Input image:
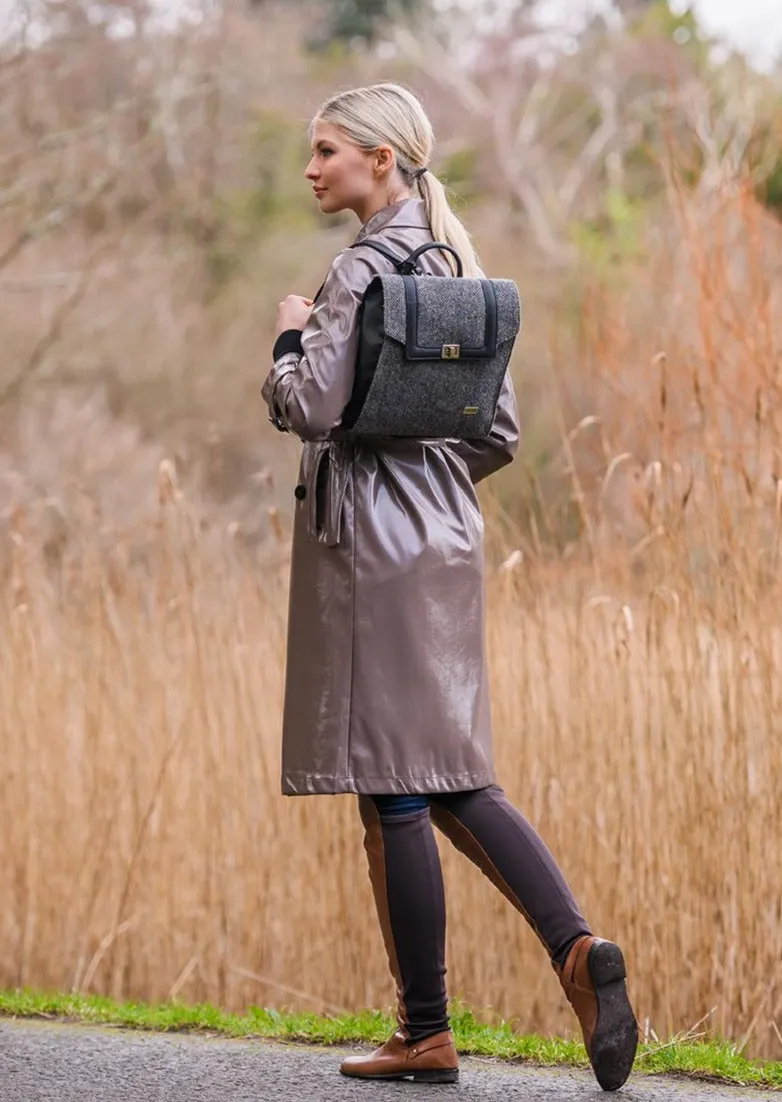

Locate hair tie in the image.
[414,167,428,180]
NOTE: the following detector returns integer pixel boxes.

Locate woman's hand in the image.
[275,295,314,338]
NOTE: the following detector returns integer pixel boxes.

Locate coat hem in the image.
[281,768,496,797]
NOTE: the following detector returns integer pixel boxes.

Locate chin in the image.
[317,195,346,215]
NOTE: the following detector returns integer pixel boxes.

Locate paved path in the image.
[0,1019,772,1101]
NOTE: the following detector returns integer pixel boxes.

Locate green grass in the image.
[1,989,781,1090]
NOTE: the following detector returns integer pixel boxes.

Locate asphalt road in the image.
[0,1019,773,1101]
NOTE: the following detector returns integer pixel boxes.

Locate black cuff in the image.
[273,329,304,361]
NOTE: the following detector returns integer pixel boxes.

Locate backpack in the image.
[338,240,521,439]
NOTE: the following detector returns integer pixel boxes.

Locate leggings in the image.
[359,785,591,1043]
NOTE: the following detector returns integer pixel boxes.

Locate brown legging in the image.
[358,785,591,1043]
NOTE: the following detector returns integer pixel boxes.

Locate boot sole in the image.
[587,941,639,1091]
[340,1067,459,1084]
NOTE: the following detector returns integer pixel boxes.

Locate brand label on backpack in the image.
[441,344,461,360]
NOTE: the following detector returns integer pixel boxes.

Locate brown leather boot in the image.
[339,1029,459,1083]
[555,935,638,1091]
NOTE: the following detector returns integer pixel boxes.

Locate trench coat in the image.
[261,198,519,796]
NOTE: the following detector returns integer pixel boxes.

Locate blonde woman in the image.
[261,82,638,1091]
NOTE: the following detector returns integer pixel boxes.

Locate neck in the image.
[354,187,412,226]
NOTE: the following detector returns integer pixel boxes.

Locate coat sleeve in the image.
[447,368,520,484]
[261,249,376,442]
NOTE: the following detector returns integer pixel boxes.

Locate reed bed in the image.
[1,496,782,1058]
[2,190,782,1059]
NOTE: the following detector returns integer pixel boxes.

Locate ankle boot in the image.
[555,935,638,1091]
[340,1029,459,1083]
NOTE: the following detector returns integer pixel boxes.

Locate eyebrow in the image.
[312,139,336,151]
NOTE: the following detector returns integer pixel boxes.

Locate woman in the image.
[261,82,638,1091]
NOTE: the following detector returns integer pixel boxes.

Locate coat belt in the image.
[303,436,451,547]
[305,440,352,547]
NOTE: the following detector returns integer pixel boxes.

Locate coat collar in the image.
[353,198,429,243]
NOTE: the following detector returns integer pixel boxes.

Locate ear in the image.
[374,144,395,178]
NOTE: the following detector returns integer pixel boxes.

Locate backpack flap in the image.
[381,275,519,362]
[405,277,496,359]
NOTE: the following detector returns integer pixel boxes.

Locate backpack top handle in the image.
[403,242,464,278]
[351,239,464,278]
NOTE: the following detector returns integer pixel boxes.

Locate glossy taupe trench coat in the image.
[261,198,519,796]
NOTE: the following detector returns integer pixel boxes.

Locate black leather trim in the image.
[403,277,498,360]
[341,277,385,430]
[272,329,304,360]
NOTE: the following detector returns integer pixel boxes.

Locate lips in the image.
[313,187,327,197]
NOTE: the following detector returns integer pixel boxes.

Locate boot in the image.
[555,935,638,1091]
[340,1029,459,1083]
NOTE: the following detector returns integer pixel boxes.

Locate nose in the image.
[304,157,319,181]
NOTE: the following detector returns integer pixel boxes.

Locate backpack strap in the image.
[310,242,407,305]
[311,239,464,303]
[350,239,464,278]
[349,240,409,270]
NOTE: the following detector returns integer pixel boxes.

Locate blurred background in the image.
[2,0,782,1063]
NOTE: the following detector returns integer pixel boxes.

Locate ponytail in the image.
[417,172,481,278]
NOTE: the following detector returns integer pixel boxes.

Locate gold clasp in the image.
[441,344,461,360]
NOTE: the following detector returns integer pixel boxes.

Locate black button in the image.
[294,484,307,501]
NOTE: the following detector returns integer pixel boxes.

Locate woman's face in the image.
[305,120,394,220]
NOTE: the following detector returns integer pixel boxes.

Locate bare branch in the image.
[391,23,492,115]
[559,115,620,216]
[515,71,553,147]
[0,171,117,275]
[0,258,95,406]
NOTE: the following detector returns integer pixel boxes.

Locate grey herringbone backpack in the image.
[339,240,521,439]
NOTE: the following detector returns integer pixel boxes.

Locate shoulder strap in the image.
[312,238,464,303]
[350,239,464,278]
[349,240,408,269]
[310,241,406,306]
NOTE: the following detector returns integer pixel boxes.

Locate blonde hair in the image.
[310,82,480,278]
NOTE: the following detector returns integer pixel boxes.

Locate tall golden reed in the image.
[1,189,782,1058]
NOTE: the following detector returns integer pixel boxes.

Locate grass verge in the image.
[1,989,780,1090]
